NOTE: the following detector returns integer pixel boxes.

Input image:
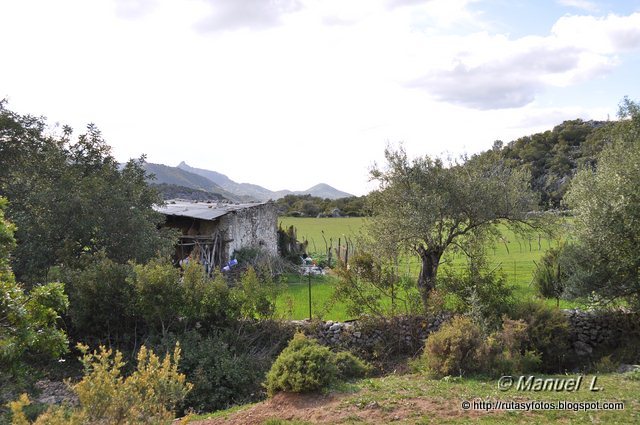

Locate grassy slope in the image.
[189,372,640,424]
[277,218,580,321]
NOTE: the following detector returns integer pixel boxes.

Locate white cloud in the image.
[406,13,640,109]
[551,13,640,53]
[196,0,303,32]
[113,0,158,19]
[557,0,599,13]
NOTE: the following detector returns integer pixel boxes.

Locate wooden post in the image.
[345,240,349,266]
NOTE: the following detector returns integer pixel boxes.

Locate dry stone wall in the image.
[292,314,451,358]
[563,309,640,357]
[285,310,640,361]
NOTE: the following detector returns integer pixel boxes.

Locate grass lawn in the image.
[277,218,582,321]
[276,274,349,321]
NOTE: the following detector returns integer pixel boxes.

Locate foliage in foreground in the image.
[160,329,278,414]
[9,343,191,425]
[0,197,69,389]
[264,333,370,396]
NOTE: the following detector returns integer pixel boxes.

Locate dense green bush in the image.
[0,197,69,394]
[163,331,264,413]
[130,257,183,338]
[61,253,137,342]
[264,333,338,395]
[334,351,372,379]
[180,262,237,327]
[510,301,571,372]
[421,316,484,377]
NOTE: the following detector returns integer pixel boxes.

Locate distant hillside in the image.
[177,161,275,201]
[484,119,611,209]
[142,162,241,202]
[177,161,354,200]
[151,183,227,202]
[301,183,352,199]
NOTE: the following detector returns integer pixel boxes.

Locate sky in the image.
[1,0,639,196]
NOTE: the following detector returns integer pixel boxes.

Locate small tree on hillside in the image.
[369,147,538,309]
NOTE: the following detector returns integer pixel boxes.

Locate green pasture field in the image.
[279,217,368,254]
[277,217,578,321]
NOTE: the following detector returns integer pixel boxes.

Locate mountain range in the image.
[142,161,353,202]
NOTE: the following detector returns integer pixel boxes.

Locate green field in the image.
[277,217,578,321]
[279,217,368,254]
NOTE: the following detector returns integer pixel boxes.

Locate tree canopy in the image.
[562,97,640,307]
[368,147,538,308]
[0,101,175,283]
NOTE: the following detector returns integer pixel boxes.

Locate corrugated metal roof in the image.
[153,200,267,221]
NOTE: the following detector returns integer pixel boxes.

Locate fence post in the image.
[308,272,312,320]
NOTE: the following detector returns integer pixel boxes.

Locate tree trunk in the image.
[417,247,443,310]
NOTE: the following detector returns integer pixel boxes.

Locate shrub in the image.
[334,351,372,379]
[264,333,338,395]
[1,197,69,391]
[62,253,136,342]
[10,343,192,424]
[180,263,237,326]
[594,355,618,373]
[510,301,571,372]
[532,245,568,306]
[130,257,183,337]
[231,267,280,319]
[440,263,514,331]
[481,317,541,376]
[421,315,542,378]
[421,316,484,377]
[163,331,263,413]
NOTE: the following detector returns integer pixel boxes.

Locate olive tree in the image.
[562,97,640,307]
[369,147,538,309]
